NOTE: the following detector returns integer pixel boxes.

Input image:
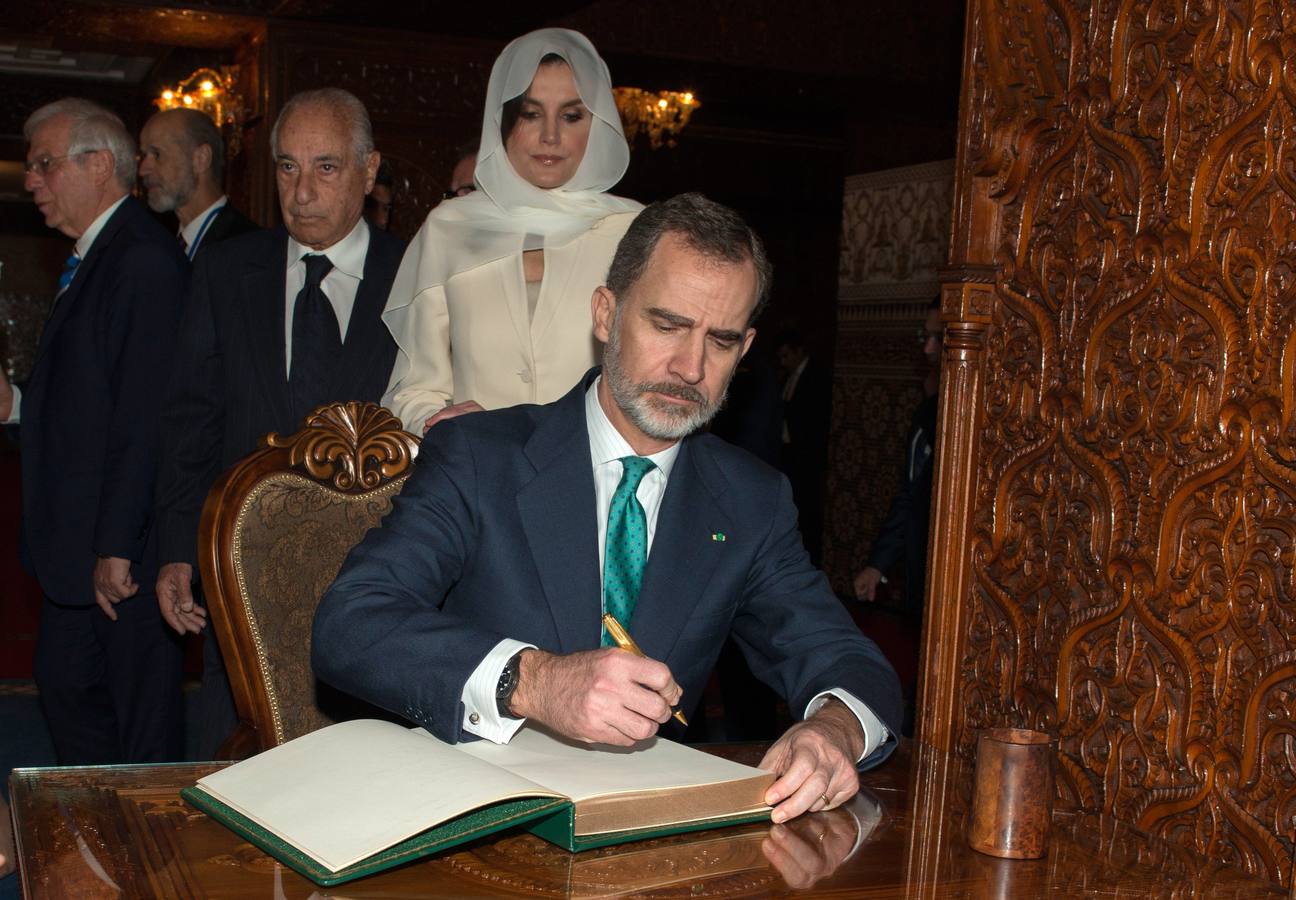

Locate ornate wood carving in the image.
[264,402,420,492]
[199,402,420,755]
[928,0,1296,886]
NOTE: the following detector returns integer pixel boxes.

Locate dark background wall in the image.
[0,0,964,675]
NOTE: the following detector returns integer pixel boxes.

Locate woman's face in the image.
[505,61,592,189]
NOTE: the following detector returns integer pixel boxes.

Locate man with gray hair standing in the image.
[0,98,189,763]
[138,107,258,259]
[154,88,404,758]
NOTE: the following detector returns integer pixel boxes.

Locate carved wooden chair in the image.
[197,402,421,757]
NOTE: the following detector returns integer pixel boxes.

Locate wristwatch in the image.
[495,651,524,717]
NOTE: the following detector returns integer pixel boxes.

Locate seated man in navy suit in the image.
[313,193,902,823]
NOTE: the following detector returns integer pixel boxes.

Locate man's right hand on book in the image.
[509,647,682,746]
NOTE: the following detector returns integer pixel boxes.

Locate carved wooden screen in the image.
[925,0,1296,885]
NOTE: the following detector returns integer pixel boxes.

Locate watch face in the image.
[497,654,520,697]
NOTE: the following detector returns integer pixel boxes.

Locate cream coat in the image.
[382,211,637,431]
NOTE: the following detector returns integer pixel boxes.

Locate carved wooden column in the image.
[917,266,994,752]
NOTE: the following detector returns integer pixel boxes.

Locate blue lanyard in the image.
[185,204,223,261]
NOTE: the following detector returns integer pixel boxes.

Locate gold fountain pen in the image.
[601,613,689,727]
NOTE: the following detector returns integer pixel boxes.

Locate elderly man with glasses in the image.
[0,98,190,764]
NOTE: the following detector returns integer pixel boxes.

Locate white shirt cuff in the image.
[804,688,889,763]
[4,384,19,424]
[842,790,883,857]
[461,638,536,743]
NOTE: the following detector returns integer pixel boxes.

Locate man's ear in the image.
[363,151,381,193]
[739,327,756,360]
[592,285,616,343]
[192,142,213,178]
[89,149,115,187]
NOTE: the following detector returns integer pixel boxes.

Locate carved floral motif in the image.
[264,402,419,492]
[947,0,1296,885]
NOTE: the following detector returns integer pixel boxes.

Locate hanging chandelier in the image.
[154,66,245,156]
[613,88,700,150]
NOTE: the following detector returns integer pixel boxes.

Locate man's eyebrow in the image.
[275,152,345,165]
[645,307,693,327]
[644,307,744,344]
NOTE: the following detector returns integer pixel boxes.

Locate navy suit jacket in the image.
[19,196,189,605]
[313,371,903,768]
[867,394,938,611]
[155,222,404,566]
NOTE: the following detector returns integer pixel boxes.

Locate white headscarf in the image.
[390,28,641,292]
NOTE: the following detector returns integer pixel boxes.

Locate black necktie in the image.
[289,253,340,424]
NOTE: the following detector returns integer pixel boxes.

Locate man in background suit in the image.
[0,98,189,763]
[314,194,902,824]
[854,297,942,614]
[138,107,257,259]
[154,88,404,758]
[775,330,832,564]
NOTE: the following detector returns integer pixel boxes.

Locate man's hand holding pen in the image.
[508,646,683,746]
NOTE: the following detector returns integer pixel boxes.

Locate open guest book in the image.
[181,719,774,886]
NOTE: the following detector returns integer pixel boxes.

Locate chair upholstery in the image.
[198,402,420,756]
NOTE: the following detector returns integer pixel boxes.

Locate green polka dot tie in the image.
[602,456,657,646]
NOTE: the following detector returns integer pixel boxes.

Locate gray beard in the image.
[602,314,728,441]
[144,176,196,215]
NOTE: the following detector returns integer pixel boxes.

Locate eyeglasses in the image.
[25,149,98,177]
[441,184,476,201]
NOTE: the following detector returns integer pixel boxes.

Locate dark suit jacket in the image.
[313,370,903,768]
[781,357,832,480]
[867,394,938,612]
[155,222,404,566]
[19,196,189,605]
[191,203,258,258]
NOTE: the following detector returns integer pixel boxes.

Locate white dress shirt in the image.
[283,218,370,375]
[5,195,128,425]
[178,195,227,259]
[460,378,890,761]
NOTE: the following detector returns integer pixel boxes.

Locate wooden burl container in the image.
[967,727,1055,859]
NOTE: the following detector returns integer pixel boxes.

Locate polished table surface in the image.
[9,740,1289,898]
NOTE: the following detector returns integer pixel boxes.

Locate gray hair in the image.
[156,107,226,184]
[606,193,772,325]
[270,88,374,163]
[24,98,137,189]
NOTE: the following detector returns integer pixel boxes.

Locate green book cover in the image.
[183,785,771,886]
[182,721,774,886]
[182,785,568,886]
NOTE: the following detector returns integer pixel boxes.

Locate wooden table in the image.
[9,741,1288,898]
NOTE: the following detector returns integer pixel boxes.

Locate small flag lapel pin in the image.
[711,532,726,542]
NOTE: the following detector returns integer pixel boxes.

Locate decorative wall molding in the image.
[924,0,1296,887]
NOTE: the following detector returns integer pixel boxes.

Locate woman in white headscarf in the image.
[381,28,642,433]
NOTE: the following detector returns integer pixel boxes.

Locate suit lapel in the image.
[516,380,602,652]
[241,228,292,425]
[333,224,389,398]
[632,438,733,663]
[32,201,132,372]
[530,233,580,345]
[498,253,533,354]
